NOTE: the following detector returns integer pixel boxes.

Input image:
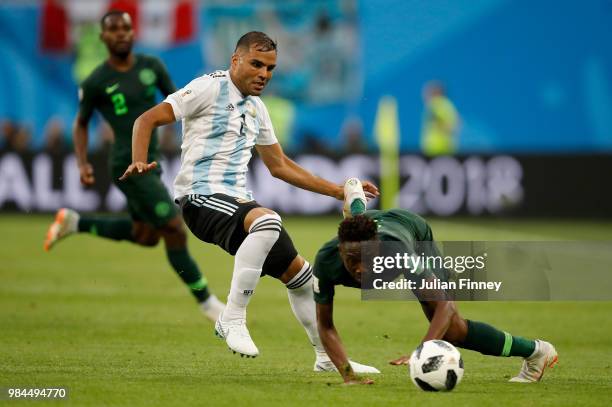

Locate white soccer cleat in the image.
[343,177,367,219]
[509,340,558,383]
[215,315,259,358]
[200,294,225,322]
[314,356,380,374]
[44,208,79,251]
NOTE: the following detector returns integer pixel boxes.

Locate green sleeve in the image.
[313,274,335,304]
[152,57,176,96]
[78,78,97,123]
[313,253,336,304]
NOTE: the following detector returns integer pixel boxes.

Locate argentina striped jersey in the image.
[164,70,277,201]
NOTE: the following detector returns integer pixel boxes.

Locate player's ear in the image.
[230,52,240,68]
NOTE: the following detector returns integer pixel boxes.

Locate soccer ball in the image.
[409,340,464,391]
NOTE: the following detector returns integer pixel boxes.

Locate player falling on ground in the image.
[120,31,380,372]
[314,179,558,384]
[44,10,224,321]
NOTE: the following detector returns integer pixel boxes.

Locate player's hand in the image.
[342,377,375,385]
[389,355,410,365]
[334,179,380,201]
[79,163,95,186]
[361,180,379,200]
[119,161,158,181]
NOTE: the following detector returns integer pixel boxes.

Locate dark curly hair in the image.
[338,215,377,243]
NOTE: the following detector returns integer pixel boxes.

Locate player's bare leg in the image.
[215,207,281,358]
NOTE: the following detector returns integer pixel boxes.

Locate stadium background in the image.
[1,2,612,406]
[1,0,611,217]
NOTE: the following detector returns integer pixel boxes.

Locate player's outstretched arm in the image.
[120,102,175,180]
[316,302,374,385]
[390,300,458,366]
[72,116,95,186]
[256,143,379,200]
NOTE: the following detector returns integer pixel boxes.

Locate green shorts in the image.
[112,166,178,228]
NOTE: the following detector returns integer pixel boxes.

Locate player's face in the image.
[100,13,134,58]
[339,242,365,284]
[230,45,277,96]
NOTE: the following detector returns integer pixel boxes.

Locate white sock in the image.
[286,261,327,358]
[200,294,223,311]
[222,213,282,322]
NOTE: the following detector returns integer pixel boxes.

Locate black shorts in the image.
[179,193,298,279]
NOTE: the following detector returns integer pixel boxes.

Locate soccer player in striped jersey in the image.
[120,31,380,373]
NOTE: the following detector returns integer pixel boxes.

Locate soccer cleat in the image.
[44,208,79,251]
[342,178,367,219]
[214,315,259,358]
[314,356,380,374]
[200,294,225,322]
[509,340,558,383]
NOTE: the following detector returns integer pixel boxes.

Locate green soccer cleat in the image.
[44,208,79,252]
[509,340,558,383]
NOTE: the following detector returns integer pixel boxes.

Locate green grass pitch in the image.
[1,214,611,406]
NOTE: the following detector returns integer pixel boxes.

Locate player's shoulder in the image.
[137,53,159,63]
[184,70,226,93]
[205,69,228,80]
[137,53,164,69]
[80,61,111,89]
[385,208,427,223]
[314,237,340,269]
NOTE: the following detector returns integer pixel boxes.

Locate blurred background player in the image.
[120,31,380,373]
[420,80,460,156]
[43,10,224,321]
[314,179,558,384]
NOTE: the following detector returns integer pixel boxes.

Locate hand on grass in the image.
[389,355,410,365]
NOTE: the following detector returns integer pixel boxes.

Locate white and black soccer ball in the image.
[409,340,464,392]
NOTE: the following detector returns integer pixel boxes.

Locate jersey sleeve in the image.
[77,78,97,123]
[313,251,337,304]
[164,76,217,121]
[151,57,176,96]
[255,99,278,146]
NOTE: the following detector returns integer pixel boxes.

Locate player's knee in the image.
[161,225,187,249]
[138,235,160,247]
[444,312,468,345]
[280,256,305,284]
[248,211,282,237]
[244,207,280,233]
[134,229,161,247]
[161,219,186,236]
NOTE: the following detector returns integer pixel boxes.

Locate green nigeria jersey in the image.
[312,209,433,304]
[78,54,175,168]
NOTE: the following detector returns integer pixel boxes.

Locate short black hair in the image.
[235,31,277,53]
[100,10,130,29]
[338,215,377,243]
